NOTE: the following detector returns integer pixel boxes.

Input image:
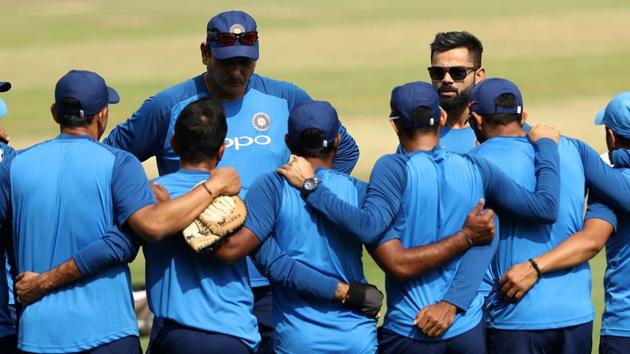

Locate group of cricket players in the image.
[0,8,630,354]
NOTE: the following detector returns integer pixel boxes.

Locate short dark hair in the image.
[613,131,630,148]
[56,97,96,128]
[399,106,439,138]
[430,31,483,68]
[173,97,227,164]
[481,93,522,126]
[289,128,337,159]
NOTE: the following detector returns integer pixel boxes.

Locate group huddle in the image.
[1,9,630,354]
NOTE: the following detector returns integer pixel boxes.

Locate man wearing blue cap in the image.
[279,81,564,353]
[457,79,630,354]
[0,80,17,354]
[0,70,241,353]
[102,10,360,350]
[494,92,630,354]
[198,100,380,353]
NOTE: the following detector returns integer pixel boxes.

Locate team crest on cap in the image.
[252,112,271,131]
[230,24,246,34]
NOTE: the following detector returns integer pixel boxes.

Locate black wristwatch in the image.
[302,176,320,195]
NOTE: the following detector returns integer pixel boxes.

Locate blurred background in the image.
[2,0,630,352]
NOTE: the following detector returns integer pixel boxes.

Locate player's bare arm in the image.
[500,218,612,302]
[128,167,240,241]
[370,200,495,281]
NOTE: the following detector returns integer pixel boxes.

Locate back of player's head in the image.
[390,81,442,137]
[206,10,259,60]
[174,97,227,163]
[54,70,119,127]
[470,78,524,126]
[595,92,630,146]
[287,100,340,159]
[430,31,483,67]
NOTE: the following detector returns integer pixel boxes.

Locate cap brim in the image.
[0,82,11,92]
[0,98,7,118]
[211,43,259,60]
[594,108,605,125]
[107,87,120,104]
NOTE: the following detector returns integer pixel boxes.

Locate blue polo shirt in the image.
[439,125,478,153]
[244,170,377,353]
[0,134,154,352]
[104,73,359,288]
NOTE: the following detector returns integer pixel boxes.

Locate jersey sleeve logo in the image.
[252,112,271,131]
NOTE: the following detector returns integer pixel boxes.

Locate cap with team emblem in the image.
[470,78,523,116]
[390,81,441,128]
[206,10,259,60]
[288,100,341,149]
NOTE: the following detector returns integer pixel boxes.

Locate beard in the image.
[439,85,472,114]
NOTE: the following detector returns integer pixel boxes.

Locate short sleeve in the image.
[244,173,284,242]
[111,151,155,225]
[586,194,618,231]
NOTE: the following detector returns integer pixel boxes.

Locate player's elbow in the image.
[130,220,169,241]
[385,261,426,281]
[535,202,559,224]
[213,248,241,264]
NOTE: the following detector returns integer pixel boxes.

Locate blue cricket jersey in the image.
[475,136,592,330]
[0,142,15,340]
[301,139,561,340]
[586,160,630,337]
[147,169,260,351]
[244,170,377,353]
[104,73,359,288]
[439,125,478,153]
[0,134,154,352]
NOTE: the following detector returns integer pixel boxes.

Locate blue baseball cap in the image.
[288,100,341,149]
[55,70,119,117]
[0,82,10,118]
[390,81,441,127]
[595,92,630,138]
[206,11,259,60]
[470,78,523,115]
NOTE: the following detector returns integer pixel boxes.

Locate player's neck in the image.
[304,156,333,171]
[60,126,99,140]
[179,159,218,173]
[402,133,440,152]
[484,122,526,139]
[445,106,469,129]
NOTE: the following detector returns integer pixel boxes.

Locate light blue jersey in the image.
[476,136,592,330]
[377,149,487,340]
[439,125,478,154]
[147,169,259,351]
[0,135,154,352]
[244,170,377,353]
[104,73,359,287]
[586,164,630,337]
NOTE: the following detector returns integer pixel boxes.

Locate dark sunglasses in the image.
[208,31,258,46]
[427,66,478,81]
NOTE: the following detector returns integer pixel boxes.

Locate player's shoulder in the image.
[251,171,285,191]
[248,74,310,103]
[147,74,207,108]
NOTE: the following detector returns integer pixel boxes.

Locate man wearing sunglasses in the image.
[458,79,630,354]
[428,31,486,154]
[102,10,359,353]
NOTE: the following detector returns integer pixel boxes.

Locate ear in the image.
[471,111,483,127]
[439,108,448,128]
[520,111,528,126]
[390,120,400,135]
[216,143,226,162]
[201,42,211,65]
[332,133,342,150]
[606,128,617,149]
[51,103,60,124]
[170,135,179,155]
[475,67,486,82]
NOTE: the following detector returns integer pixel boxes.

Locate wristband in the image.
[528,258,543,280]
[201,183,214,198]
[461,230,474,248]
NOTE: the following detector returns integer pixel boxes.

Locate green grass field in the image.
[2,1,629,352]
